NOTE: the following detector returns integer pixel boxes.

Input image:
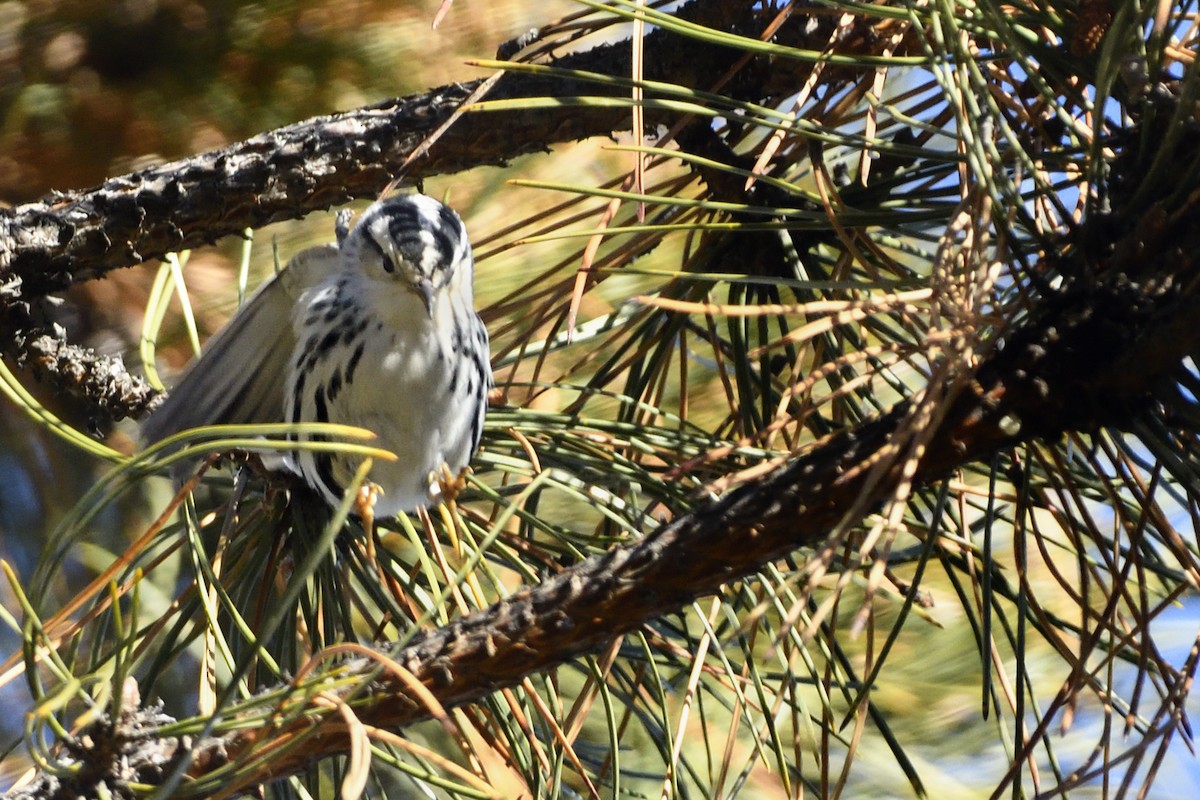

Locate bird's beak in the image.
[416,277,434,315]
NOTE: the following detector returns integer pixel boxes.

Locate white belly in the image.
[285,276,486,515]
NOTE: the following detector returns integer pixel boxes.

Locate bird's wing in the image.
[140,244,340,444]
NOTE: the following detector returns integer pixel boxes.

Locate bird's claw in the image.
[356,482,378,531]
[434,464,471,505]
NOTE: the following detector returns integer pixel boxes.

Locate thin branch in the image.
[0,302,159,421]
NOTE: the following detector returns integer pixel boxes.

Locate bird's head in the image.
[345,194,474,314]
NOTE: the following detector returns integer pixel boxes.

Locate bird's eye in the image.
[381,256,397,274]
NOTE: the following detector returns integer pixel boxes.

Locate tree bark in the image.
[0,0,845,420]
[171,210,1200,794]
[0,0,834,298]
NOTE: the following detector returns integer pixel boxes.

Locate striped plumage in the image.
[142,194,491,516]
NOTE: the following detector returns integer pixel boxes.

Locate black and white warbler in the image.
[142,194,491,515]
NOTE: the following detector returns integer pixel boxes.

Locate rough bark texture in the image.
[16,236,1200,794]
[165,136,1200,793]
[0,0,843,421]
[0,0,830,298]
[0,301,159,422]
[168,83,1200,793]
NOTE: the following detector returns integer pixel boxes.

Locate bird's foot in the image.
[434,464,471,506]
[356,482,378,532]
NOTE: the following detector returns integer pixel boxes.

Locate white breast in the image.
[285,272,482,515]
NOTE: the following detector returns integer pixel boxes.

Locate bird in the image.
[141,194,491,516]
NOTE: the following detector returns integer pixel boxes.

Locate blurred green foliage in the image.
[0,0,551,200]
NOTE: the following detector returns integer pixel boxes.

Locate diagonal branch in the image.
[9,4,1200,797]
[10,234,1197,795]
[169,189,1200,795]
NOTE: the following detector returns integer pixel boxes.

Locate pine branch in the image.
[8,3,1199,798]
[129,165,1200,796]
[163,94,1200,789]
[0,0,848,421]
[12,141,1197,800]
[0,0,832,300]
[0,301,159,421]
